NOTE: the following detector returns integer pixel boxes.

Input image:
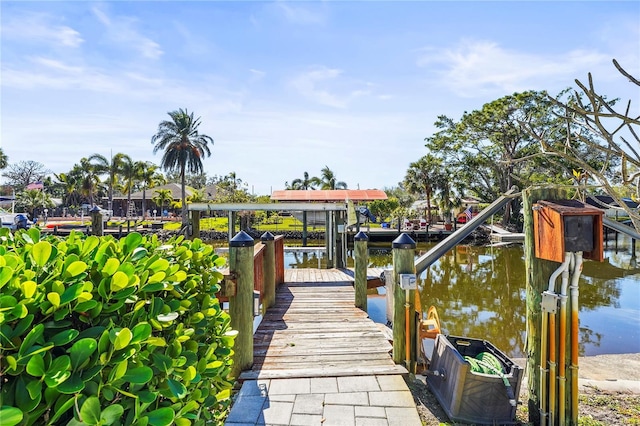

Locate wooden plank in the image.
[243,268,404,381]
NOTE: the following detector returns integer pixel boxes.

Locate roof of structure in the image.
[112,183,217,201]
[271,189,387,202]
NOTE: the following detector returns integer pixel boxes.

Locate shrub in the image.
[0,227,236,426]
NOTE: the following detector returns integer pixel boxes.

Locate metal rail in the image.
[603,217,640,240]
[415,187,520,275]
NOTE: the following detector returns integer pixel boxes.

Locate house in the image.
[109,183,217,218]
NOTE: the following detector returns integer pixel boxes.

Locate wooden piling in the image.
[354,231,369,311]
[90,209,103,236]
[229,231,255,377]
[523,187,567,425]
[261,232,276,311]
[392,233,417,371]
[191,210,201,239]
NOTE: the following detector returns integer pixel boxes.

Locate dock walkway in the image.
[225,268,421,425]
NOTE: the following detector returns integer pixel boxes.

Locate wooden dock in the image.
[238,268,406,381]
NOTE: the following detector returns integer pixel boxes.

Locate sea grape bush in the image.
[0,227,236,426]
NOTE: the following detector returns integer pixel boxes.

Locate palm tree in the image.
[317,166,347,190]
[152,188,174,220]
[17,189,54,220]
[88,152,129,213]
[151,108,213,229]
[404,155,443,222]
[117,156,141,218]
[138,161,166,218]
[290,171,318,190]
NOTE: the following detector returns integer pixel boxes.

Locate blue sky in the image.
[2,1,638,196]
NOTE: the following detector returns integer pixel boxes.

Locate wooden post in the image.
[261,232,276,311]
[392,233,416,371]
[90,207,103,236]
[229,231,255,377]
[191,210,200,239]
[354,231,368,311]
[336,210,345,269]
[326,211,334,268]
[302,211,308,247]
[524,187,567,425]
[228,211,236,241]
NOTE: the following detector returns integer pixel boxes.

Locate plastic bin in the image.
[426,335,523,425]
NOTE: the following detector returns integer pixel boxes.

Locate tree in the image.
[520,59,640,231]
[151,108,213,229]
[88,152,130,212]
[290,171,319,190]
[138,162,166,218]
[426,91,555,225]
[2,160,49,191]
[0,148,8,170]
[165,170,208,189]
[404,155,445,222]
[152,189,173,219]
[368,198,400,223]
[214,172,250,203]
[17,189,54,219]
[117,156,142,218]
[317,166,347,190]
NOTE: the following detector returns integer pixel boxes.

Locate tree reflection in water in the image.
[280,239,639,358]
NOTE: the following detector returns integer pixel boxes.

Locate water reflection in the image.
[254,238,639,358]
[355,241,637,358]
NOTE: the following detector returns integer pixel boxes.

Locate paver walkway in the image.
[225,269,421,425]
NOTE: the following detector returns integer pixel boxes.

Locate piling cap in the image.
[89,206,101,214]
[354,231,369,241]
[260,231,275,241]
[230,230,254,247]
[392,233,416,249]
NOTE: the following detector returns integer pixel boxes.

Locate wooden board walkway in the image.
[238,268,406,381]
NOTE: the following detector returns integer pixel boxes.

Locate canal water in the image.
[281,237,640,359]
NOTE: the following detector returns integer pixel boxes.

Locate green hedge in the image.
[0,227,236,426]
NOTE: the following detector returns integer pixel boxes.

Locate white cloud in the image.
[1,12,83,47]
[417,39,610,97]
[91,6,163,60]
[274,2,326,25]
[290,67,371,108]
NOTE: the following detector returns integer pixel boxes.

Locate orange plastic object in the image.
[421,306,441,339]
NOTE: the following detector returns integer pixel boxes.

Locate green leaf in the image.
[21,280,37,298]
[0,406,23,426]
[16,377,39,412]
[32,241,52,267]
[123,232,143,254]
[101,404,124,425]
[19,324,44,357]
[69,338,97,370]
[102,258,120,276]
[216,388,231,402]
[113,327,132,351]
[26,353,45,377]
[47,292,61,308]
[81,235,100,257]
[49,329,79,347]
[110,271,130,292]
[144,407,175,426]
[25,378,42,399]
[65,260,88,278]
[56,372,84,394]
[60,283,84,305]
[167,379,187,399]
[47,395,75,424]
[121,366,153,384]
[131,247,148,262]
[152,353,173,373]
[148,258,169,273]
[80,396,101,425]
[131,322,152,344]
[138,391,157,404]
